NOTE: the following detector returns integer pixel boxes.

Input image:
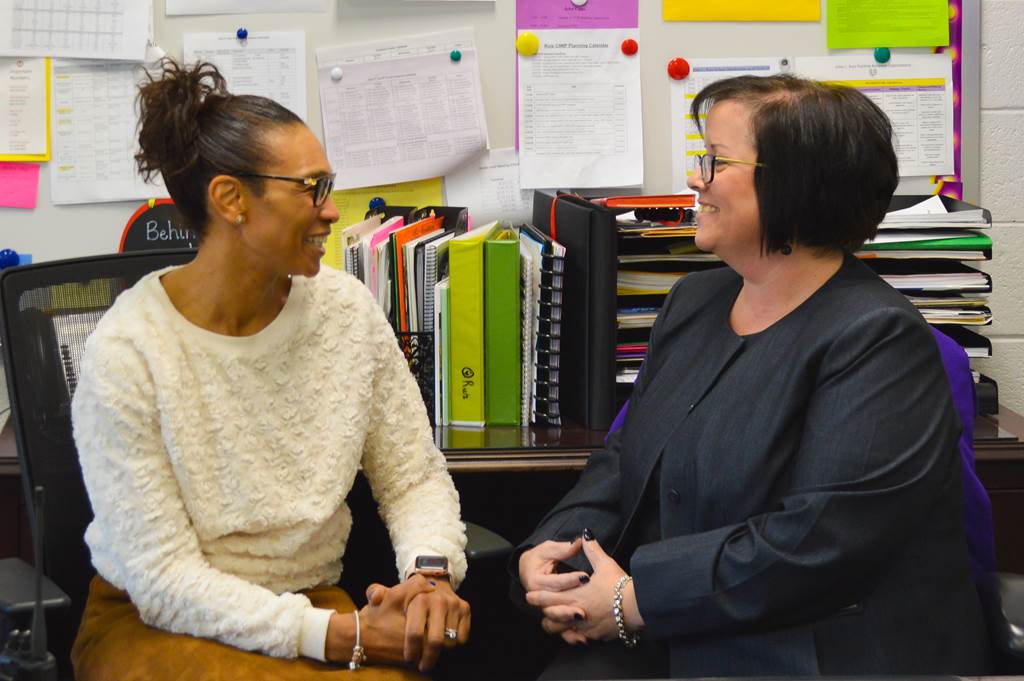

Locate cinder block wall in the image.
[975,0,1024,414]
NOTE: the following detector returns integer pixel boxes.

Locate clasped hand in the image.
[519,534,640,645]
[328,574,470,672]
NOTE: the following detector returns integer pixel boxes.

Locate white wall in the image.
[975,0,1024,414]
[0,0,1015,411]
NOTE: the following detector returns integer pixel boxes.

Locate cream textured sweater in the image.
[71,265,467,661]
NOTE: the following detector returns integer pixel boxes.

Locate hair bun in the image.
[135,58,229,182]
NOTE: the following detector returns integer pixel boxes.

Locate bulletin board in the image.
[0,0,980,264]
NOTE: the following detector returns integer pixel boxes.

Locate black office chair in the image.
[0,250,509,679]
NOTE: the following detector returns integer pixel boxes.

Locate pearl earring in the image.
[235,214,245,225]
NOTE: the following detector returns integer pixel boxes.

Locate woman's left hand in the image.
[525,536,639,643]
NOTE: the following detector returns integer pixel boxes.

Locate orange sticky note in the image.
[0,162,40,209]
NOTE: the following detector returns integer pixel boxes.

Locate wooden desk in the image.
[4,410,1024,570]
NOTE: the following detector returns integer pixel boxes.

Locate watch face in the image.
[415,555,448,571]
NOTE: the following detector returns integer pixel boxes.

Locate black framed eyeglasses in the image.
[236,172,337,206]
[692,153,765,184]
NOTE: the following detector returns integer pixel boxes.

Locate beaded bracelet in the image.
[349,609,367,670]
[612,575,640,649]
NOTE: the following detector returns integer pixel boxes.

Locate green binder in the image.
[484,229,522,425]
[448,221,499,427]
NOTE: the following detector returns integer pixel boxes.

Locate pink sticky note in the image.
[0,162,41,209]
[516,0,639,30]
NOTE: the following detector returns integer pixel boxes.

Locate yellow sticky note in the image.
[663,0,820,22]
[324,177,445,268]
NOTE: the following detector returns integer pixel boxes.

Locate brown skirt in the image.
[71,576,426,681]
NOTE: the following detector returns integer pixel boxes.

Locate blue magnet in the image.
[236,27,248,40]
[0,249,21,270]
[874,47,891,64]
[368,196,386,212]
[450,49,462,63]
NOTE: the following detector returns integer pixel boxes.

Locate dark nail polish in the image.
[429,579,437,586]
[582,528,594,541]
[579,574,590,584]
[574,613,584,621]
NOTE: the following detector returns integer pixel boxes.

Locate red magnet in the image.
[667,57,690,80]
[621,38,638,56]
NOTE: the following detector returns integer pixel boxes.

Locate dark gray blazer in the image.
[519,256,991,677]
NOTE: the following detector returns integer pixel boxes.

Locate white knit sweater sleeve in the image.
[71,333,320,659]
[358,305,468,585]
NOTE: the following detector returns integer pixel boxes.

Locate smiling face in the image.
[686,100,763,264]
[237,123,340,278]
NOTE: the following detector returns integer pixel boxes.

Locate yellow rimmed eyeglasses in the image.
[692,154,765,184]
[236,172,337,206]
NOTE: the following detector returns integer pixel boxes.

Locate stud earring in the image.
[235,214,245,225]
[780,244,792,256]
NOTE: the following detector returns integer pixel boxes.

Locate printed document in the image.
[796,53,954,177]
[184,32,306,121]
[669,57,784,192]
[316,28,489,190]
[444,148,532,226]
[167,0,326,14]
[0,56,48,160]
[0,0,150,61]
[517,28,643,189]
[50,60,166,205]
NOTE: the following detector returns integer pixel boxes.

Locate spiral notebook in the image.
[520,222,565,426]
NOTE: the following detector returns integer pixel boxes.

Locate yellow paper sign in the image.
[663,0,820,22]
[324,177,445,269]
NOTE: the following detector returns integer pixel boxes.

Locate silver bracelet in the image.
[349,609,367,670]
[612,575,640,649]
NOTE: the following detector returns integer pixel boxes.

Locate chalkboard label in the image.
[120,199,198,252]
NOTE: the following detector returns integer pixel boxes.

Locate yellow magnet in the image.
[517,32,540,57]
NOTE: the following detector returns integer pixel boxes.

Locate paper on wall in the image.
[0,160,39,208]
[329,177,445,229]
[669,53,955,185]
[795,53,955,177]
[663,0,819,22]
[517,28,643,189]
[827,0,949,49]
[167,0,326,14]
[444,148,533,226]
[50,60,167,205]
[669,58,784,193]
[184,31,306,121]
[0,56,48,160]
[316,28,489,191]
[0,0,150,61]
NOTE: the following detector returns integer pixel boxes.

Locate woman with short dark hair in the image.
[515,74,991,679]
[70,59,469,680]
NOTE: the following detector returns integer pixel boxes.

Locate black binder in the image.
[520,223,566,426]
[532,191,617,430]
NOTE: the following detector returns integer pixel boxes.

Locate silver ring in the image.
[444,628,458,641]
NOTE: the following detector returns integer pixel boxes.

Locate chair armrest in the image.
[465,522,512,562]
[0,558,70,616]
[978,571,1024,672]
